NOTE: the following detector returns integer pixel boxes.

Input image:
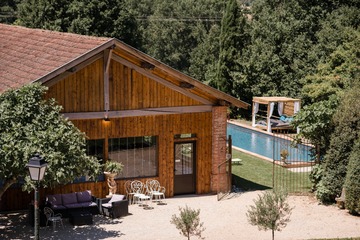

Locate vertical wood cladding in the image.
[109,60,202,110]
[71,112,213,197]
[46,59,203,112]
[45,59,104,113]
[0,56,220,212]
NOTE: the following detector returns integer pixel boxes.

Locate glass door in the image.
[174,142,196,195]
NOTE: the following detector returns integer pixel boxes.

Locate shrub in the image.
[309,164,323,192]
[344,139,360,215]
[170,205,205,240]
[247,190,293,240]
[316,86,360,203]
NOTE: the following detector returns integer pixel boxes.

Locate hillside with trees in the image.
[1,0,359,214]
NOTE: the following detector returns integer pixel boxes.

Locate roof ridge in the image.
[0,23,112,41]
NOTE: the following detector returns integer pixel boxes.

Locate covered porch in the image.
[251,96,301,133]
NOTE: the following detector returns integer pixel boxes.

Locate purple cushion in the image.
[64,203,82,209]
[50,205,66,210]
[77,190,92,203]
[109,194,125,203]
[47,194,62,206]
[62,192,78,205]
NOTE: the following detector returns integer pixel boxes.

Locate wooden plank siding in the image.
[45,59,105,113]
[0,112,213,211]
[0,54,220,212]
[70,112,213,197]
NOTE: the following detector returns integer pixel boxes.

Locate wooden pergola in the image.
[252,97,301,132]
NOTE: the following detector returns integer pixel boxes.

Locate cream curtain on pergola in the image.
[251,97,301,133]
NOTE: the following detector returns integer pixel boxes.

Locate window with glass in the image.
[86,139,104,162]
[76,139,105,182]
[108,136,158,178]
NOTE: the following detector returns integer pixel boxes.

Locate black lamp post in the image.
[26,153,47,240]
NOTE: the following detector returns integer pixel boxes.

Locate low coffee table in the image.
[69,211,93,226]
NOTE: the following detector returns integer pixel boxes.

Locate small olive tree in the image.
[247,190,293,240]
[170,205,205,240]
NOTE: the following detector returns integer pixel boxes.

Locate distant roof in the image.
[253,96,301,104]
[0,24,111,93]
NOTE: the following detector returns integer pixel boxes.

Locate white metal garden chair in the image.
[43,207,63,231]
[148,180,166,205]
[124,180,135,204]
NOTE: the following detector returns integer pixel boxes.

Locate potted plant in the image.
[280,149,289,164]
[104,160,124,197]
[104,160,124,175]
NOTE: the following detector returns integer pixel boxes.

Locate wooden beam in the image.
[41,53,104,87]
[62,105,213,120]
[114,42,249,109]
[111,54,213,105]
[35,40,116,85]
[104,49,112,112]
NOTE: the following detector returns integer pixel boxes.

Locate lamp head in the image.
[26,153,47,182]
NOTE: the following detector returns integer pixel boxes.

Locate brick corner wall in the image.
[211,106,229,193]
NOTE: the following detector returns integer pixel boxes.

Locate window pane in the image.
[109,136,158,178]
[78,139,104,182]
[86,139,104,162]
[175,143,194,175]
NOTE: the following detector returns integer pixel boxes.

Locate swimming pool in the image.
[227,123,312,162]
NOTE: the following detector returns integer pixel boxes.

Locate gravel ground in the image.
[1,191,359,240]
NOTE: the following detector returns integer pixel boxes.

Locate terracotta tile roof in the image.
[0,24,111,93]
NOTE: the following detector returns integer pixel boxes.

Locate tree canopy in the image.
[0,84,102,199]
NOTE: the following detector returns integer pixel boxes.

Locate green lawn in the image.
[231,149,312,193]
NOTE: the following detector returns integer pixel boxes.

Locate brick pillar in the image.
[211,106,228,193]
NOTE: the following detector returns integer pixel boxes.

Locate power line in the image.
[135,17,222,22]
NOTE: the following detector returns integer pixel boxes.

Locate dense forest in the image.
[1,0,359,214]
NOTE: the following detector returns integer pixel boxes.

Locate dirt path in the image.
[1,191,359,240]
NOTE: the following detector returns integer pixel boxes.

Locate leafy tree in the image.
[0,0,20,23]
[143,0,224,75]
[238,0,318,99]
[212,0,249,95]
[170,205,205,240]
[295,14,359,200]
[17,0,72,31]
[0,84,102,200]
[189,24,221,83]
[316,83,360,203]
[344,138,360,215]
[302,6,360,105]
[247,190,293,240]
[17,0,141,48]
[292,97,338,157]
[67,0,142,48]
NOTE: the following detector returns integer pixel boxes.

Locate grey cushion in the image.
[109,194,125,203]
[78,202,97,208]
[102,203,112,208]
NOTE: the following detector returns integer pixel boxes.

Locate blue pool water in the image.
[227,123,312,162]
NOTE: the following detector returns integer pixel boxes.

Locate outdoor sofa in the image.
[98,194,129,219]
[45,190,99,217]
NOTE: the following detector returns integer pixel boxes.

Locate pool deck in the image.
[228,120,315,169]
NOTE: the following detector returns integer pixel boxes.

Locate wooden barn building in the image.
[0,24,249,211]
